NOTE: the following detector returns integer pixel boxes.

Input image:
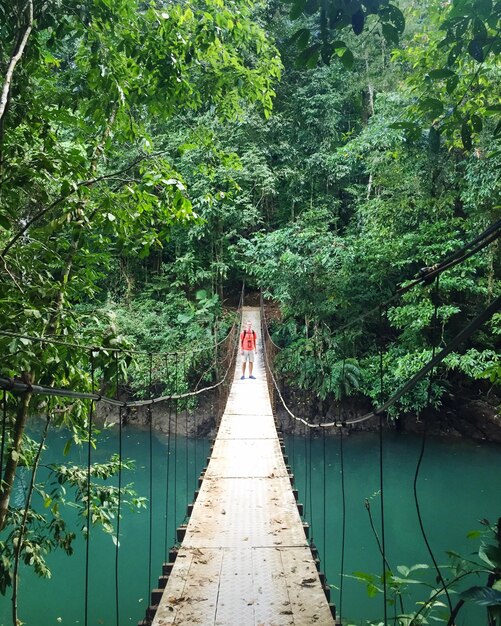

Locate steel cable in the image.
[184,354,189,519]
[1,390,6,483]
[413,276,455,618]
[114,352,122,626]
[260,294,501,429]
[173,356,179,544]
[339,427,346,623]
[84,353,95,626]
[308,425,314,543]
[338,342,347,624]
[322,426,327,570]
[164,354,172,559]
[379,307,388,626]
[147,354,153,603]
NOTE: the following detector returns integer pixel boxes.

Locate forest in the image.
[0,0,500,623]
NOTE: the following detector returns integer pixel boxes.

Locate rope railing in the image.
[0,283,245,409]
[0,283,245,626]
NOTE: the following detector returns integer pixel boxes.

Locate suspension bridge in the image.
[148,307,335,625]
[0,220,500,626]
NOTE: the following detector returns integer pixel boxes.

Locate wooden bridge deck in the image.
[152,307,335,626]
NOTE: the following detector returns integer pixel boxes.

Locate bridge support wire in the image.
[115,352,123,626]
[378,306,388,626]
[85,352,95,626]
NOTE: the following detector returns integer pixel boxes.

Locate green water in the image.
[286,429,501,625]
[1,426,500,625]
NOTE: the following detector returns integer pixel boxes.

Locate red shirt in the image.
[240,329,257,351]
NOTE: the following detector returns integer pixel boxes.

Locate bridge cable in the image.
[0,330,226,358]
[378,306,388,626]
[147,353,153,604]
[260,294,501,429]
[303,421,309,523]
[339,425,346,623]
[1,390,6,484]
[334,218,501,338]
[262,219,500,351]
[193,352,199,490]
[413,276,455,617]
[184,354,189,520]
[322,426,326,571]
[173,355,179,544]
[338,344,347,624]
[308,424,314,543]
[84,352,95,626]
[114,352,123,626]
[0,327,240,407]
[164,355,172,559]
[12,399,52,625]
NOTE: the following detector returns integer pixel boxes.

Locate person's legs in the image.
[241,351,249,378]
[248,351,255,378]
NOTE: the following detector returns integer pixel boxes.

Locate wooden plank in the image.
[152,307,335,626]
[153,548,223,625]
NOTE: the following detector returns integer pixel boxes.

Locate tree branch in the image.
[0,151,162,258]
[0,0,34,122]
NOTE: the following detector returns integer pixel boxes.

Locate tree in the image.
[0,0,281,610]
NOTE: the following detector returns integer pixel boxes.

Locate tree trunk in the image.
[0,389,32,531]
[0,0,34,123]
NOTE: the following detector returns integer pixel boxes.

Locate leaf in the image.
[446,75,459,94]
[339,48,354,70]
[473,18,488,40]
[367,582,379,597]
[290,28,311,49]
[408,564,430,573]
[475,0,493,19]
[461,121,472,150]
[352,9,364,35]
[447,42,463,66]
[63,439,72,456]
[428,68,456,80]
[460,586,501,606]
[389,121,421,141]
[304,0,318,17]
[468,38,485,62]
[479,543,501,568]
[177,312,194,324]
[485,104,501,115]
[382,23,399,46]
[387,4,405,33]
[0,214,10,229]
[296,43,321,68]
[419,97,444,118]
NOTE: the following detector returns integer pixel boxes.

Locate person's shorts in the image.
[242,350,255,363]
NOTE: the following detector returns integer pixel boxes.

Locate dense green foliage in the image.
[0,0,500,621]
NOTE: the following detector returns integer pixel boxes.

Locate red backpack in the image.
[241,329,256,350]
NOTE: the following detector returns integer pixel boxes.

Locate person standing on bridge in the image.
[240,320,257,379]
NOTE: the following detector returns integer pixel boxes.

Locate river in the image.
[0,423,499,625]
